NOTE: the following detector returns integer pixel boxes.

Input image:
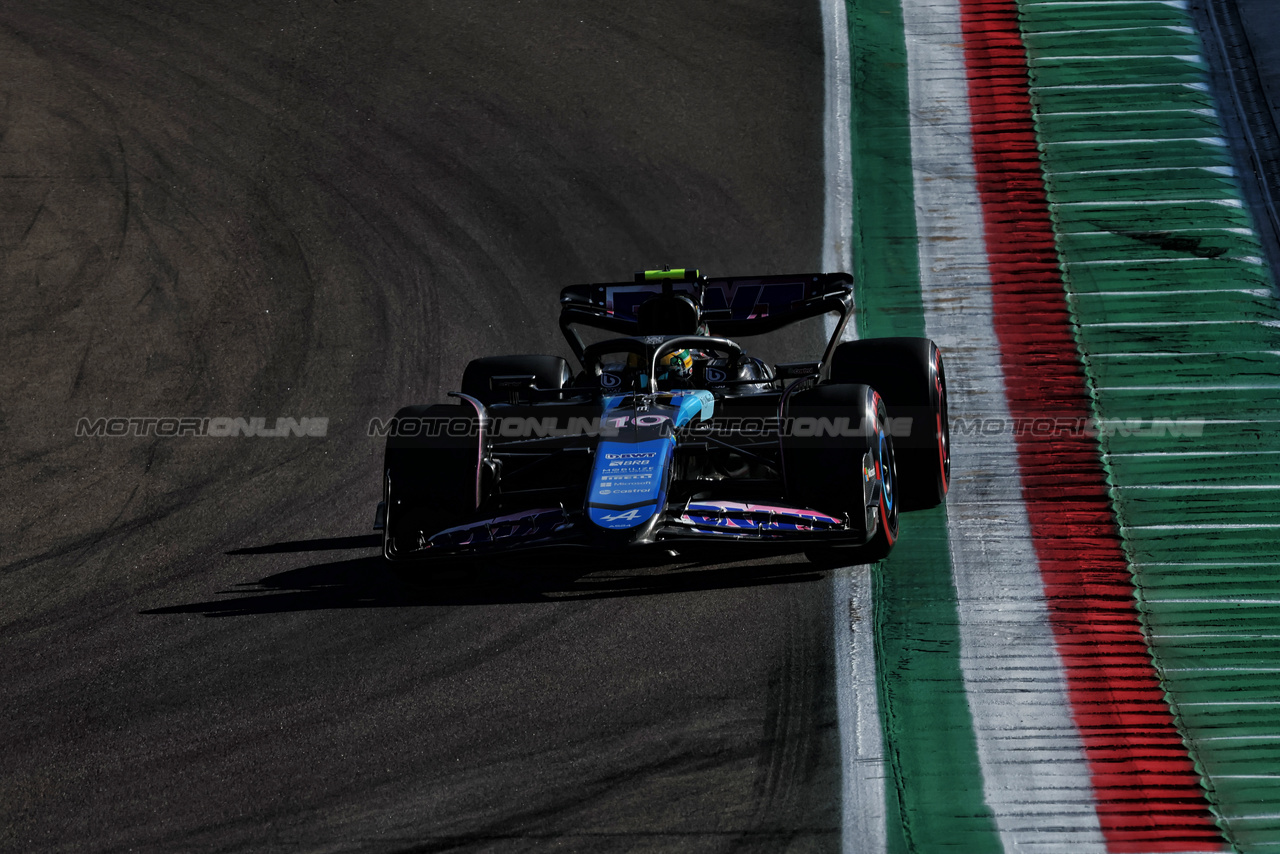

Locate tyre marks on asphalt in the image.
[0,2,839,849]
[741,585,842,852]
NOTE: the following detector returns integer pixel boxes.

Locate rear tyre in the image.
[782,382,899,564]
[382,402,486,561]
[829,337,949,510]
[461,355,572,406]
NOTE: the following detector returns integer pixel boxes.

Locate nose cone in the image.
[586,435,672,541]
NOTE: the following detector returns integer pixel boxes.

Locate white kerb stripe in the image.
[822,0,853,279]
[833,566,887,854]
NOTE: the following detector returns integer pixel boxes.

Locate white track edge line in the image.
[821,2,886,852]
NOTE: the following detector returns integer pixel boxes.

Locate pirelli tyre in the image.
[781,382,899,564]
[460,355,572,406]
[828,337,949,511]
[382,400,486,561]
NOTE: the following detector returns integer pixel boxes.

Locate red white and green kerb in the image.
[830,0,1280,850]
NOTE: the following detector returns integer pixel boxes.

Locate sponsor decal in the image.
[679,501,844,535]
[427,508,565,549]
[605,280,807,321]
[598,507,648,523]
[590,502,660,530]
[588,436,671,530]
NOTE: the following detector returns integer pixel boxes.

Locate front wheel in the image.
[382,401,486,561]
[781,382,900,563]
[804,401,899,567]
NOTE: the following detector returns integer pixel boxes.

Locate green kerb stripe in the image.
[848,0,1001,849]
[1021,0,1280,848]
[849,0,925,341]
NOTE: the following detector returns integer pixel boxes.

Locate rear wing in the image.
[559,271,855,366]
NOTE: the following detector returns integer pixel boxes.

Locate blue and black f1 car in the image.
[375,268,949,565]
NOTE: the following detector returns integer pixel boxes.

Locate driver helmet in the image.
[622,348,695,388]
[657,348,694,383]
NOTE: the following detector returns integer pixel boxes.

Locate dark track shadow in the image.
[226,534,382,555]
[143,543,824,618]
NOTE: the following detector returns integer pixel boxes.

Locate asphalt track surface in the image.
[0,2,836,852]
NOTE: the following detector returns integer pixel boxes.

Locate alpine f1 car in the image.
[375,268,949,565]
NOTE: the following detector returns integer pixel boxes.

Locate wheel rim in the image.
[873,392,898,544]
[934,346,951,495]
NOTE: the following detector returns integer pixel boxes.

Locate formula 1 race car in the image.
[375,268,949,565]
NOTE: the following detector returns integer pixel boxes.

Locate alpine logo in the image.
[599,507,647,523]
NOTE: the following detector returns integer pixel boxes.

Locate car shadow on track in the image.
[141,538,826,618]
